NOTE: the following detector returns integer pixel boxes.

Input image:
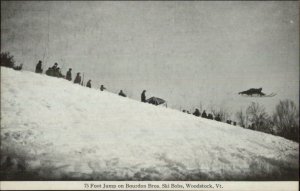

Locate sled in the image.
[240,93,276,98]
[238,88,276,98]
[146,97,167,107]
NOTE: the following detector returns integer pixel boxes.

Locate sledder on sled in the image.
[45,67,65,78]
[238,88,276,97]
[146,97,167,107]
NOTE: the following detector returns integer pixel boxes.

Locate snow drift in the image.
[0,67,299,180]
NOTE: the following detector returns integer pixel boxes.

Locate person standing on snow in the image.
[207,113,213,120]
[66,68,72,81]
[74,72,81,84]
[86,80,92,88]
[35,60,43,73]
[193,109,201,117]
[214,114,221,121]
[141,90,146,102]
[201,110,207,118]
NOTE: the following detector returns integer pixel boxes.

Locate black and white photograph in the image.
[0,1,299,190]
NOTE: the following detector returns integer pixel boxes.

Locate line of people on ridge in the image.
[35,60,149,101]
[183,108,236,125]
[36,60,236,124]
[36,60,99,88]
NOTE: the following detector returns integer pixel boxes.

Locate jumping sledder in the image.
[238,88,276,97]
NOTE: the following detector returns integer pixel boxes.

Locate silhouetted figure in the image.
[100,85,106,91]
[119,90,126,97]
[56,67,64,78]
[81,73,85,86]
[226,120,232,125]
[66,68,72,81]
[207,113,213,120]
[201,110,207,118]
[35,60,43,73]
[239,88,265,96]
[52,62,58,70]
[86,80,91,88]
[141,90,146,102]
[215,114,221,121]
[74,73,81,84]
[46,63,64,78]
[182,110,186,113]
[233,121,237,126]
[45,67,53,76]
[193,109,201,117]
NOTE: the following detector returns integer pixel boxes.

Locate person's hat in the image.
[54,63,58,65]
[69,68,72,70]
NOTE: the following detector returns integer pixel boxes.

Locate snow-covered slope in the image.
[1,67,298,180]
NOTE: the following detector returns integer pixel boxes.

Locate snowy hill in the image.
[0,67,298,180]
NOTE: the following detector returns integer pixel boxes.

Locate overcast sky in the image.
[1,1,299,116]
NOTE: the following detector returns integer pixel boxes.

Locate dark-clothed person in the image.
[215,114,221,121]
[56,67,64,78]
[86,80,91,88]
[35,60,43,73]
[193,109,201,117]
[207,113,213,120]
[52,63,58,70]
[74,73,81,84]
[201,110,207,118]
[141,90,146,102]
[66,68,72,81]
[45,67,53,76]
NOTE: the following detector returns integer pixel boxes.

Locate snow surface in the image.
[0,67,299,180]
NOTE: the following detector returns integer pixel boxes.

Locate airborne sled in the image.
[238,88,276,97]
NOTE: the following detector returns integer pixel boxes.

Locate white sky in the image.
[1,1,299,116]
